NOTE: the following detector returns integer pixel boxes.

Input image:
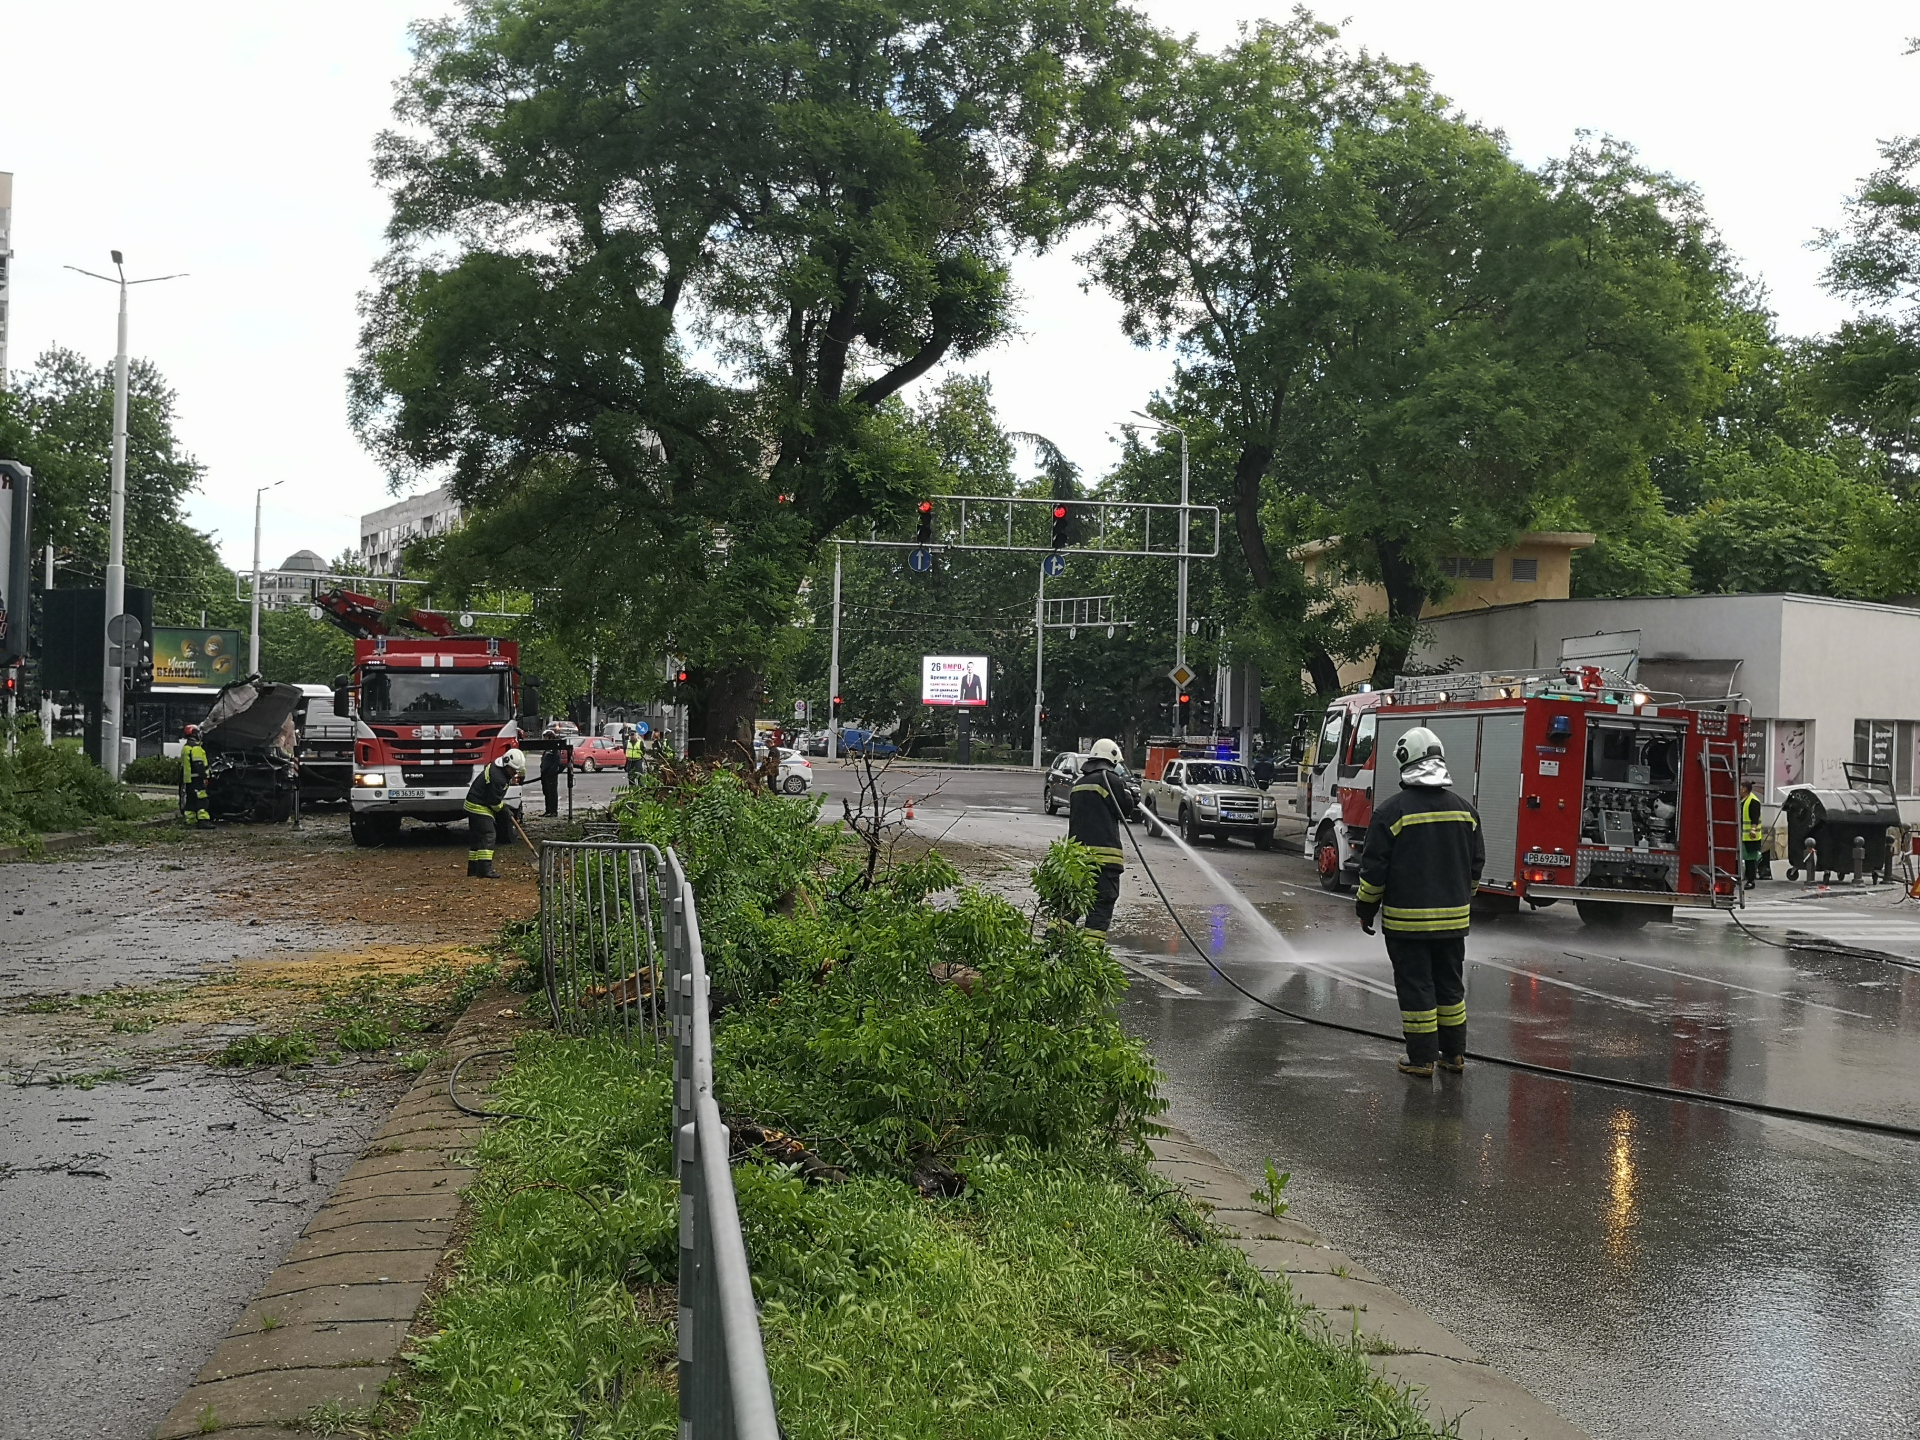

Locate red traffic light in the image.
[675,669,689,684]
[1052,505,1067,520]
[917,501,933,515]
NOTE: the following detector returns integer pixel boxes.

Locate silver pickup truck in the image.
[1141,758,1279,848]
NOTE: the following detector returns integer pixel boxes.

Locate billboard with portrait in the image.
[921,655,988,707]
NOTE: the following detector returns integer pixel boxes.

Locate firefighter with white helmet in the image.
[464,748,526,879]
[1067,737,1140,937]
[1355,725,1484,1077]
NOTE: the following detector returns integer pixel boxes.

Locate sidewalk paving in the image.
[1149,1122,1589,1440]
[150,991,535,1440]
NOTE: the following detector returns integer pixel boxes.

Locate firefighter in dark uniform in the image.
[180,724,213,829]
[465,748,526,879]
[539,728,567,818]
[1068,738,1140,937]
[1355,726,1484,1077]
[1741,779,1765,889]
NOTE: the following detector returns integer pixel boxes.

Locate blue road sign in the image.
[1042,552,1067,578]
[637,721,650,735]
[909,547,934,573]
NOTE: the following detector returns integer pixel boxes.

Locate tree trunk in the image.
[1231,444,1277,590]
[697,665,761,763]
[1305,645,1343,700]
[1369,535,1427,690]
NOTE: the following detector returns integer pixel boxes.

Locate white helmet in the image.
[1393,727,1443,768]
[1088,738,1123,765]
[500,748,527,775]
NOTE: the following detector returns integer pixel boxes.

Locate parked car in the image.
[1043,752,1142,816]
[837,726,898,757]
[754,745,814,794]
[571,735,630,772]
[1141,757,1278,847]
[797,730,830,756]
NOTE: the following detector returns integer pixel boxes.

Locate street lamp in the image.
[64,252,186,778]
[250,479,286,676]
[1123,411,1190,736]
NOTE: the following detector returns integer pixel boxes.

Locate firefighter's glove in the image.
[1355,900,1378,934]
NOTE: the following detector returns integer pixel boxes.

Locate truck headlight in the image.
[354,771,388,788]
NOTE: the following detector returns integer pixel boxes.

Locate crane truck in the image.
[316,588,527,848]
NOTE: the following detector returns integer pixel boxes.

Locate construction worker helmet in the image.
[1393,726,1444,768]
[1088,738,1123,765]
[182,724,199,739]
[501,748,527,775]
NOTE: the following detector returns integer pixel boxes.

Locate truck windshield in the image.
[362,670,510,723]
[1186,763,1250,786]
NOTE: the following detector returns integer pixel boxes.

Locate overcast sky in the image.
[1,1,1912,572]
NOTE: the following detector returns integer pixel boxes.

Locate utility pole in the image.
[826,545,842,761]
[1128,413,1190,736]
[39,544,51,742]
[249,479,285,676]
[65,253,183,777]
[1031,563,1045,769]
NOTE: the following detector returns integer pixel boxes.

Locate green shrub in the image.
[122,754,183,786]
[0,719,148,845]
[336,1018,394,1052]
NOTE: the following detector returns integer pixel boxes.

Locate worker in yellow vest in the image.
[624,727,645,785]
[1741,779,1765,889]
[180,725,213,829]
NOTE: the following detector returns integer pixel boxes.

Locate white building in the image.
[360,486,462,576]
[1413,593,1920,820]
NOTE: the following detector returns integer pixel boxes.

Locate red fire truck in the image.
[327,607,526,846]
[1299,667,1749,926]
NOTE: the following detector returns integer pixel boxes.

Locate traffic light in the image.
[832,694,842,713]
[675,666,690,685]
[1177,690,1191,725]
[1051,503,1070,551]
[916,500,934,546]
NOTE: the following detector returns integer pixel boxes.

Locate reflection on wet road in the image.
[1117,884,1920,1440]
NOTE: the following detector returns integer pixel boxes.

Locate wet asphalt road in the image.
[821,761,1920,1439]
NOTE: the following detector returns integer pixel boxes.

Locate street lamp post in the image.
[65,252,183,778]
[1127,412,1189,736]
[826,545,842,761]
[249,479,286,676]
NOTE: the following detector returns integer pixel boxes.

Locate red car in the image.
[569,736,631,772]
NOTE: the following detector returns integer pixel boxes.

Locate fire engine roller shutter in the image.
[1377,715,1480,795]
[1476,714,1524,885]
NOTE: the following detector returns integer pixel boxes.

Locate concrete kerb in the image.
[1149,1119,1590,1440]
[152,988,538,1440]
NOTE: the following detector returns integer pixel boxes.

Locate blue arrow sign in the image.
[909,547,934,573]
[1042,552,1067,578]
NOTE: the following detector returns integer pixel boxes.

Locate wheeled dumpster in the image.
[1781,786,1901,882]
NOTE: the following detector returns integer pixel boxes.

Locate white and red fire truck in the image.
[316,590,526,847]
[1299,667,1749,926]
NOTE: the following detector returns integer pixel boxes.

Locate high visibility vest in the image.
[625,737,644,760]
[1741,792,1764,843]
[181,743,208,785]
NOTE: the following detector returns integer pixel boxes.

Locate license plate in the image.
[396,788,426,799]
[1524,851,1571,867]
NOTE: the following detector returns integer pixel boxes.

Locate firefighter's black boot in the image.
[466,859,483,878]
[477,858,499,879]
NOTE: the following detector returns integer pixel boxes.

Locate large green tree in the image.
[1078,19,1724,692]
[354,0,1144,756]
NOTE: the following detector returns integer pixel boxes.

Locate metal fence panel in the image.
[539,840,779,1439]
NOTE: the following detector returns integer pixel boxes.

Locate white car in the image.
[757,745,814,795]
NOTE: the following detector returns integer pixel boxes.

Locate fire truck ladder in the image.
[1694,736,1745,910]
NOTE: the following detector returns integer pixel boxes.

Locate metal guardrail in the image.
[539,840,780,1439]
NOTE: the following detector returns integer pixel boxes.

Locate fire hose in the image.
[1122,810,1920,1143]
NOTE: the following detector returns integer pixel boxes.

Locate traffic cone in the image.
[905,797,916,819]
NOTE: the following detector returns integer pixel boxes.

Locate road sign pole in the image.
[826,545,842,762]
[1176,426,1189,738]
[1031,562,1045,770]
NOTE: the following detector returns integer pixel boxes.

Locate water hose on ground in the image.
[1121,813,1920,1143]
[449,1046,536,1122]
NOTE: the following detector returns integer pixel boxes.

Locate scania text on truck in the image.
[336,635,525,847]
[1299,668,1749,927]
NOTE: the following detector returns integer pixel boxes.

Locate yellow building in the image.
[1297,532,1595,687]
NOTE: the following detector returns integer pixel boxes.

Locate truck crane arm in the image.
[311,588,456,641]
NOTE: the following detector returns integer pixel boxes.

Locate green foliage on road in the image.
[387,769,1435,1435]
[0,720,148,847]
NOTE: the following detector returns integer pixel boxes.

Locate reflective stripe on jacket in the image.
[1067,762,1138,869]
[1356,784,1484,934]
[465,761,514,817]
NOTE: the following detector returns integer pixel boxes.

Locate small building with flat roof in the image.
[1411,592,1920,821]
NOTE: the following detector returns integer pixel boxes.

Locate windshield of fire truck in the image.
[361,670,510,724]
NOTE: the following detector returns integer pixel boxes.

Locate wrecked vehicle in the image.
[199,680,305,822]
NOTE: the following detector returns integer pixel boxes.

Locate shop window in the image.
[1850,719,1914,792]
[1771,720,1808,799]
[1511,557,1538,582]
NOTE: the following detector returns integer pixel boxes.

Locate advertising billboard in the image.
[921,655,988,707]
[152,627,242,687]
